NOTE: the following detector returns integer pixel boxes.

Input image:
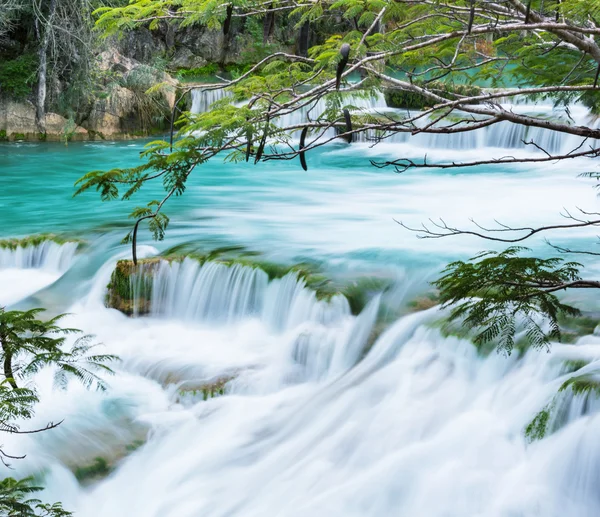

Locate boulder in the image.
[170,47,208,69]
[0,98,88,141]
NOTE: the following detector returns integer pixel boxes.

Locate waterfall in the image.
[0,241,78,273]
[0,240,80,306]
[129,257,351,330]
[114,257,378,383]
[191,85,594,153]
[191,88,231,113]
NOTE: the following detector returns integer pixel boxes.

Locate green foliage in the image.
[525,405,552,442]
[562,359,589,374]
[74,457,112,483]
[0,477,71,517]
[0,130,7,142]
[0,54,38,99]
[175,63,219,80]
[384,82,482,110]
[0,308,117,390]
[434,247,582,354]
[559,375,600,396]
[0,306,119,516]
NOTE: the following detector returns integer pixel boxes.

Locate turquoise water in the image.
[2,137,598,273]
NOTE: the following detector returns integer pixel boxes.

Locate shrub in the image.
[0,54,38,99]
[384,81,482,110]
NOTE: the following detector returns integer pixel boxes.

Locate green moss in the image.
[12,133,26,141]
[0,130,7,142]
[175,64,219,81]
[107,250,391,317]
[407,291,440,312]
[124,439,145,453]
[525,405,552,442]
[74,457,111,483]
[105,258,161,315]
[0,234,81,251]
[38,132,47,141]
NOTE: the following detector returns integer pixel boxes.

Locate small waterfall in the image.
[129,257,351,329]
[190,87,594,153]
[191,88,231,113]
[0,241,78,272]
[118,257,376,382]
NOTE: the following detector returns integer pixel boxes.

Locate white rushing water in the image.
[3,92,600,517]
[191,87,595,153]
[0,241,78,306]
[0,249,597,517]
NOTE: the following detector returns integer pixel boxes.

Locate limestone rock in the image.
[170,47,208,69]
[0,98,88,141]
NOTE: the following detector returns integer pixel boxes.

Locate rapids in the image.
[1,91,600,516]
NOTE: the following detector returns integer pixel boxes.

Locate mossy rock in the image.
[176,377,233,402]
[105,258,162,315]
[0,233,82,251]
[74,457,112,484]
[407,291,439,312]
[106,251,392,317]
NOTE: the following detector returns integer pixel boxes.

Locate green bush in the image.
[176,63,219,80]
[0,54,38,99]
[384,81,482,110]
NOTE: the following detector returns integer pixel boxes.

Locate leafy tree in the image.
[0,477,71,517]
[0,308,116,391]
[0,307,116,515]
[78,0,600,351]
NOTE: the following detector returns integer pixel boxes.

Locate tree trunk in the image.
[220,4,234,66]
[263,6,275,44]
[0,323,16,389]
[298,22,310,57]
[35,0,58,135]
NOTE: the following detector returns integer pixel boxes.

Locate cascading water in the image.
[190,85,595,153]
[4,88,600,517]
[191,88,231,114]
[0,240,79,306]
[0,241,78,271]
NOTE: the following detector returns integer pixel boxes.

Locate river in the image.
[1,93,600,516]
